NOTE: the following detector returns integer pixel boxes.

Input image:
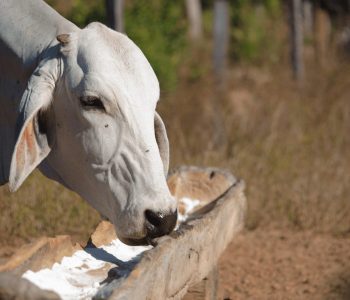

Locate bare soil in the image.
[218,229,350,300]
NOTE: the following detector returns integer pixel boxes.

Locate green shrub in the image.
[61,0,186,91]
[231,0,283,63]
[67,0,106,28]
[125,1,186,91]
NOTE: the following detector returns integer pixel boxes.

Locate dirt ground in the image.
[218,229,350,300]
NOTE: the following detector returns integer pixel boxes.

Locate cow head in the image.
[9,23,177,245]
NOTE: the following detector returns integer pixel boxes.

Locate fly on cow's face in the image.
[79,95,105,111]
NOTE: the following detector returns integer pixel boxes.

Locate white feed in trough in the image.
[21,198,202,300]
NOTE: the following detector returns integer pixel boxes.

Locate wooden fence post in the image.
[185,0,203,43]
[213,0,229,89]
[105,0,125,32]
[289,0,304,82]
[303,0,313,38]
[211,0,230,149]
[314,3,331,68]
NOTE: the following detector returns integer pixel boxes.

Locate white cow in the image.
[0,0,177,245]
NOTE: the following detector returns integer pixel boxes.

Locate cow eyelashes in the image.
[79,96,105,110]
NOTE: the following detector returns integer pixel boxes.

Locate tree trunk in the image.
[289,0,304,82]
[105,0,124,33]
[213,0,229,89]
[185,0,203,42]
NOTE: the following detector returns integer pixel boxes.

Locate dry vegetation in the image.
[161,59,350,235]
[0,172,100,247]
[1,56,349,248]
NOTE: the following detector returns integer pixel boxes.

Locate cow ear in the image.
[9,58,58,192]
[154,112,169,177]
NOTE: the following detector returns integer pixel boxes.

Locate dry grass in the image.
[1,57,350,247]
[0,171,100,247]
[161,61,350,235]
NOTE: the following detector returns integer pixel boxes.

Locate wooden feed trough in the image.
[0,166,246,300]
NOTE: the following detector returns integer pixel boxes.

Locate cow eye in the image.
[79,96,105,110]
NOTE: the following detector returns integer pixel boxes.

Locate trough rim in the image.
[97,165,246,300]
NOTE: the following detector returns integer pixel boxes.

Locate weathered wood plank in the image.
[0,236,82,275]
[183,266,218,300]
[94,167,246,300]
[0,272,60,300]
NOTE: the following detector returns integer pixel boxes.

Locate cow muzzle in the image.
[119,209,177,246]
[144,209,177,239]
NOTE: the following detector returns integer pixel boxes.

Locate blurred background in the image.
[0,0,350,269]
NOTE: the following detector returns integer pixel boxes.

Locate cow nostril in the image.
[145,210,163,228]
[144,209,177,238]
